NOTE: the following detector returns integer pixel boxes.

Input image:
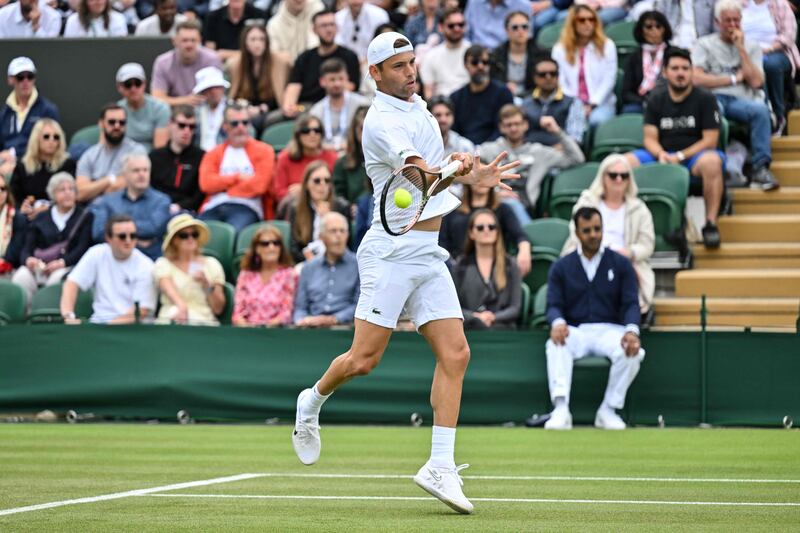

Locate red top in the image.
[272,150,339,202]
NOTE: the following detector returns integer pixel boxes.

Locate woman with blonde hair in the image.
[288,160,349,263]
[64,0,128,37]
[154,214,226,325]
[11,119,76,221]
[452,208,522,330]
[233,224,298,326]
[552,5,618,126]
[562,154,655,314]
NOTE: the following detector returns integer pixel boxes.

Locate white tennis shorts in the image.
[354,228,463,330]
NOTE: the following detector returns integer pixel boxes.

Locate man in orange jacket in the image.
[198,103,275,230]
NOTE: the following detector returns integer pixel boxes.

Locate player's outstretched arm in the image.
[452,151,521,191]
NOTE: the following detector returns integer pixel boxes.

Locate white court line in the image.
[249,472,800,484]
[0,473,266,517]
[146,493,800,508]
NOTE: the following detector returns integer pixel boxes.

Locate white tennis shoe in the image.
[595,408,626,430]
[544,409,573,430]
[413,462,474,514]
[292,389,321,465]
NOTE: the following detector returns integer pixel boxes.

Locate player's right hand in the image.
[550,323,569,345]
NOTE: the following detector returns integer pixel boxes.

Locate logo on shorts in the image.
[371,308,382,315]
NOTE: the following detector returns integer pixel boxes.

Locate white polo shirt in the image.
[363,90,461,229]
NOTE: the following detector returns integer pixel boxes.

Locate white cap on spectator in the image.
[116,63,146,83]
[367,32,413,67]
[192,67,230,94]
[8,57,36,77]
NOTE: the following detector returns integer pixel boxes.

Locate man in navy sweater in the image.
[544,206,645,430]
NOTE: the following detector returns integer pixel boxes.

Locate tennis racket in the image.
[379,160,463,236]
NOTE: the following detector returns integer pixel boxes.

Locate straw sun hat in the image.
[162,214,210,252]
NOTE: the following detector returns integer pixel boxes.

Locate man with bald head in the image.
[293,211,359,327]
[90,153,171,259]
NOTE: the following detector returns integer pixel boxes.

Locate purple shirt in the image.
[150,47,223,97]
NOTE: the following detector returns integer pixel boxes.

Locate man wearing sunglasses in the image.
[116,63,170,152]
[489,11,542,99]
[150,105,206,213]
[0,57,59,159]
[543,206,645,431]
[451,45,514,144]
[60,214,156,325]
[419,7,471,101]
[192,66,230,151]
[464,0,531,49]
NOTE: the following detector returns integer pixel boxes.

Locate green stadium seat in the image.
[614,68,624,113]
[28,283,93,323]
[519,282,531,327]
[217,282,236,325]
[605,20,637,57]
[531,283,548,328]
[548,163,600,220]
[522,218,571,294]
[590,113,644,161]
[0,280,27,324]
[634,163,689,252]
[202,220,236,281]
[69,124,100,149]
[536,21,564,49]
[260,121,295,152]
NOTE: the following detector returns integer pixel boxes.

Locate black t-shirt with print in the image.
[644,86,720,153]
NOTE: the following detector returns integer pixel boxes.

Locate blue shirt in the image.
[90,187,171,260]
[293,250,360,324]
[403,11,442,46]
[465,0,532,49]
[450,80,514,144]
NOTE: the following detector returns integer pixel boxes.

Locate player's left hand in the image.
[621,332,641,357]
[463,151,521,191]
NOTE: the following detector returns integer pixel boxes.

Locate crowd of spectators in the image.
[1,0,797,330]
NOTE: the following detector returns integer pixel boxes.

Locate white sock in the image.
[299,382,331,419]
[429,425,456,469]
[553,396,568,413]
[599,402,616,415]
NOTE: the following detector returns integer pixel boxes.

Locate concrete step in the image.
[692,242,800,269]
[770,162,800,187]
[731,186,800,214]
[771,136,800,161]
[717,214,800,243]
[675,268,800,297]
[788,110,800,136]
[653,297,800,327]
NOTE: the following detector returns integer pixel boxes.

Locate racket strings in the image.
[382,169,428,234]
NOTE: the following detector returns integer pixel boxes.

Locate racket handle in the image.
[440,160,463,179]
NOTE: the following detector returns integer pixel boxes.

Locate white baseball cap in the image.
[367,32,413,67]
[192,66,230,94]
[116,62,146,83]
[8,57,36,77]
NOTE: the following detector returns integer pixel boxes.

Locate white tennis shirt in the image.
[363,91,461,229]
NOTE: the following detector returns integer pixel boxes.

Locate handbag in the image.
[33,209,90,264]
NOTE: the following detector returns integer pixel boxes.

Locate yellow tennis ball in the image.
[394,188,413,209]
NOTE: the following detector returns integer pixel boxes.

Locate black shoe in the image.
[750,166,780,191]
[524,413,551,427]
[702,221,721,248]
[725,169,749,188]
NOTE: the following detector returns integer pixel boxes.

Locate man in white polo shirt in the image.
[60,214,156,324]
[0,0,61,38]
[291,31,520,515]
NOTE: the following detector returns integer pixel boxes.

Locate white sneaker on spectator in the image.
[413,461,474,514]
[544,409,572,430]
[292,389,321,465]
[595,408,626,430]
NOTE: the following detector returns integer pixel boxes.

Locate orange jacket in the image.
[199,139,276,220]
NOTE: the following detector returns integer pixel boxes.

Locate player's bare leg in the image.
[413,318,474,514]
[292,319,392,465]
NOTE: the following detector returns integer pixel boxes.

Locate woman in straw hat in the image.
[154,214,226,325]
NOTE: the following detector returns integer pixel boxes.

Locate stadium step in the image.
[653,297,800,327]
[691,242,800,269]
[730,186,800,214]
[771,136,800,161]
[717,214,800,243]
[770,161,800,187]
[674,269,800,297]
[787,110,800,136]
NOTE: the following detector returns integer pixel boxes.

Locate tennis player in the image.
[292,32,520,514]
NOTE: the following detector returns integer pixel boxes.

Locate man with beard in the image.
[0,0,61,37]
[542,206,645,431]
[624,47,724,248]
[419,7,471,100]
[450,45,514,145]
[281,9,360,119]
[76,104,147,203]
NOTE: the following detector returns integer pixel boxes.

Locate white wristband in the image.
[730,74,737,86]
[108,174,117,185]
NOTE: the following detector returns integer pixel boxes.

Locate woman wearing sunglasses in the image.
[562,154,655,315]
[288,160,350,263]
[274,114,338,217]
[452,208,521,330]
[233,224,298,327]
[154,214,226,325]
[620,11,675,114]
